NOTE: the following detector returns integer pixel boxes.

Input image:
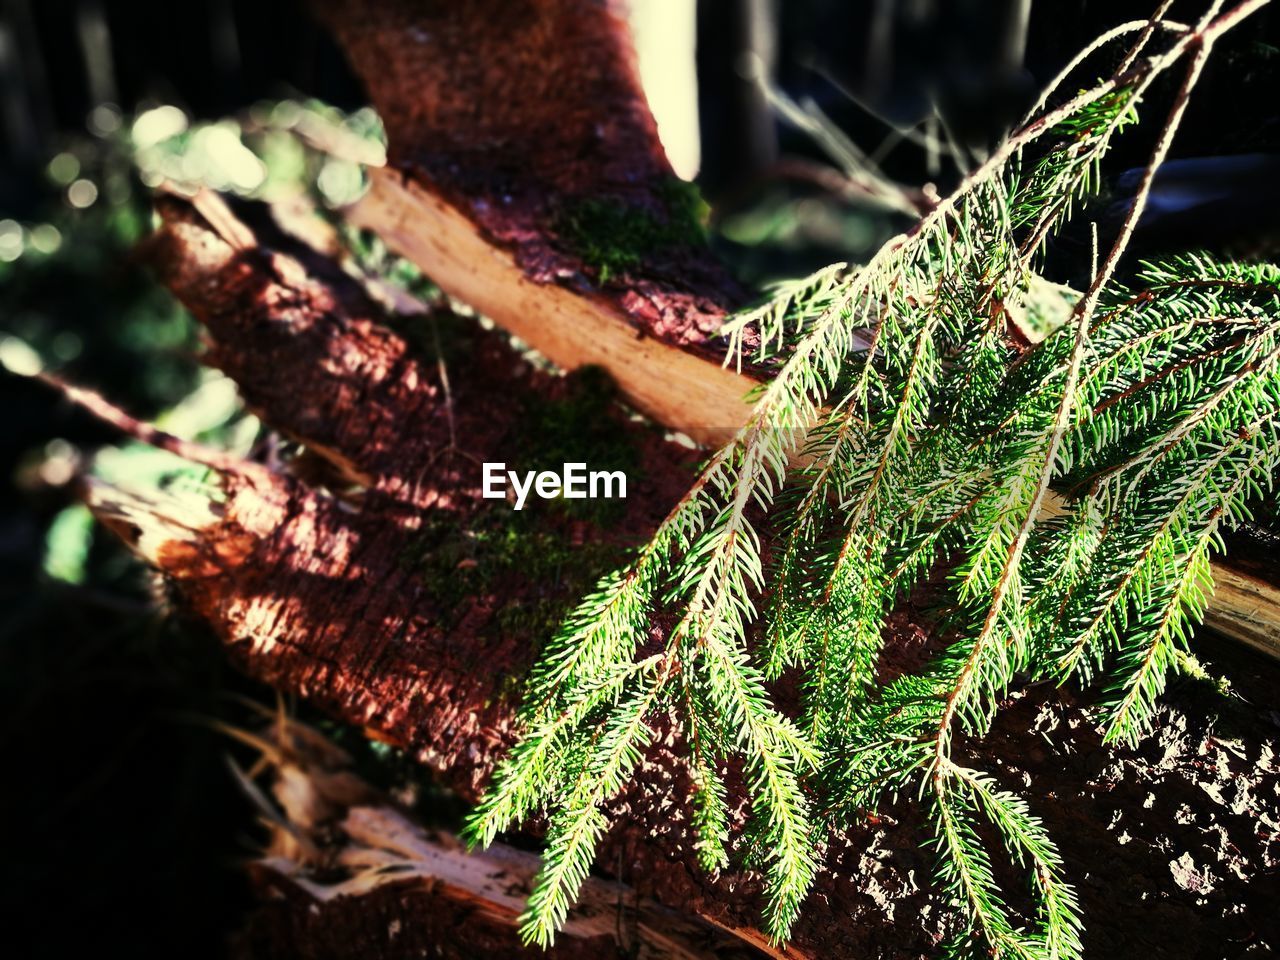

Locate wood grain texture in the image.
[1206,566,1280,661]
[349,173,758,447]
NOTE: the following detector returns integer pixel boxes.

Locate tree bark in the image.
[68,1,1280,955]
[77,188,1280,960]
[104,192,903,957]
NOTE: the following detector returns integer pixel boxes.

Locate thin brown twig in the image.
[1117,0,1180,76]
[25,367,265,478]
[1074,0,1232,327]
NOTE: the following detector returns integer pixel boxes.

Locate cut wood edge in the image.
[1205,564,1280,662]
[82,476,224,564]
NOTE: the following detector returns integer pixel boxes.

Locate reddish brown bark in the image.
[146,191,694,521]
[136,192,702,796]
[99,193,1280,960]
[309,0,746,345]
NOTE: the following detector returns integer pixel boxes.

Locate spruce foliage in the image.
[465,3,1279,954]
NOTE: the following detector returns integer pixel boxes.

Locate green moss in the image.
[557,177,710,282]
[404,506,627,644]
[400,366,641,668]
[508,365,642,524]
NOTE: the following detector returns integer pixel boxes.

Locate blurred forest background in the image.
[0,1,1277,956]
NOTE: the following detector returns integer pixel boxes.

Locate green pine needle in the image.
[468,6,1277,954]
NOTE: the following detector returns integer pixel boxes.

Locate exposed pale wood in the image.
[1205,566,1280,661]
[348,171,759,448]
[262,805,801,960]
[349,168,1279,659]
[258,812,707,956]
[237,712,796,960]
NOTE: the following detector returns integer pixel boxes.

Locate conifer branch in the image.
[472,3,1278,953]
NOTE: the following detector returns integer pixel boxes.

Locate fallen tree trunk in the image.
[71,188,1280,959]
[134,190,702,797]
[96,192,934,956]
